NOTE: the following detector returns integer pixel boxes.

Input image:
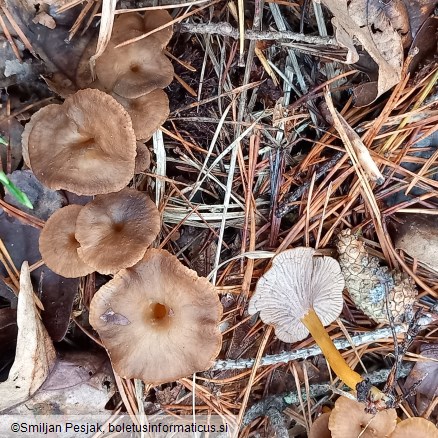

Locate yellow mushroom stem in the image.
[300,308,363,390]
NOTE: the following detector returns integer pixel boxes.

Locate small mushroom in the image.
[89,248,223,383]
[95,31,174,99]
[249,247,344,343]
[328,396,397,438]
[39,205,94,278]
[134,142,151,174]
[24,89,137,195]
[309,412,332,438]
[113,89,169,140]
[389,417,438,438]
[75,188,160,274]
[249,247,376,395]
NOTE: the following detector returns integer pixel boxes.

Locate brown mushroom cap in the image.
[39,205,95,278]
[134,141,151,174]
[26,89,136,195]
[309,412,332,438]
[248,247,344,343]
[112,12,144,44]
[95,32,174,99]
[75,188,160,274]
[329,396,397,438]
[143,10,173,48]
[389,417,438,438]
[113,89,169,140]
[89,248,223,383]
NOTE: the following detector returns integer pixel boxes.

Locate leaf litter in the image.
[0,0,437,436]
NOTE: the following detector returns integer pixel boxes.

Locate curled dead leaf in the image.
[0,262,56,413]
[322,0,403,105]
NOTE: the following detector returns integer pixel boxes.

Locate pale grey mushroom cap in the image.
[248,247,345,343]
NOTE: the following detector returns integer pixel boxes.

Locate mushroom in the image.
[113,89,170,140]
[39,205,95,278]
[248,247,383,400]
[143,10,173,48]
[248,247,344,343]
[134,142,151,174]
[309,412,332,438]
[95,32,174,99]
[24,89,137,195]
[389,417,438,438]
[328,396,397,438]
[111,11,173,48]
[89,248,223,383]
[75,188,160,274]
[111,13,144,43]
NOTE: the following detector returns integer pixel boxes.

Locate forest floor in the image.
[0,0,437,437]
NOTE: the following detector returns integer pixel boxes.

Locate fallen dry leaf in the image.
[322,0,403,105]
[0,262,56,412]
[9,351,115,415]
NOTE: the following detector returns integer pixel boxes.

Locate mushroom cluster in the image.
[309,396,398,438]
[77,10,173,142]
[309,398,438,438]
[17,11,223,386]
[39,188,160,277]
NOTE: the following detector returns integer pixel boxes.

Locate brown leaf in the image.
[0,262,56,412]
[9,351,115,415]
[322,0,403,105]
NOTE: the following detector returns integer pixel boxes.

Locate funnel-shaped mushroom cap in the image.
[248,247,344,343]
[39,205,95,278]
[329,396,397,438]
[26,89,136,195]
[75,188,160,274]
[89,248,223,383]
[95,32,174,99]
[143,10,173,48]
[389,418,438,438]
[114,89,169,140]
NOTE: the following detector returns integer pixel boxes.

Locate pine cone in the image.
[336,229,417,323]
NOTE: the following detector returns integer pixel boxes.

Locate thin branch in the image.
[177,22,336,45]
[242,364,413,426]
[212,314,435,370]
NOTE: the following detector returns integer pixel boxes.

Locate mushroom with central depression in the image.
[75,188,160,274]
[89,249,223,384]
[23,89,137,195]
